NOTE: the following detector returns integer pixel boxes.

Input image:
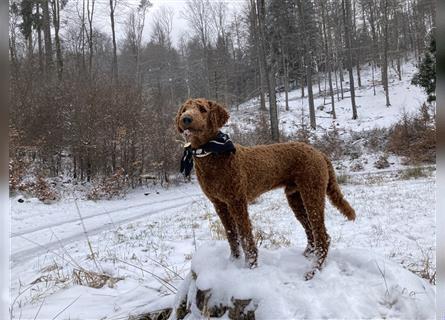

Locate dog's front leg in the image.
[228,199,258,268]
[212,200,241,260]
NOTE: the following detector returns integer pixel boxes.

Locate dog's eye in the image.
[198,106,207,113]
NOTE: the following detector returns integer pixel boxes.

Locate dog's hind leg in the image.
[228,199,258,268]
[300,188,331,280]
[285,187,315,257]
[212,199,241,259]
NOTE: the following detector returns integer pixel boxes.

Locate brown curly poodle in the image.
[176,98,356,280]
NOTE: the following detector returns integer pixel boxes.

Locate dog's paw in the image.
[229,253,241,262]
[246,257,258,269]
[304,269,317,281]
[302,244,316,258]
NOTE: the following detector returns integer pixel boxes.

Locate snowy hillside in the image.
[228,59,427,135]
[10,171,436,319]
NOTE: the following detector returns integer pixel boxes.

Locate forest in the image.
[9,0,436,191]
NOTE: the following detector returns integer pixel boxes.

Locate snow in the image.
[10,172,436,319]
[228,58,427,136]
[172,242,435,319]
[10,183,203,266]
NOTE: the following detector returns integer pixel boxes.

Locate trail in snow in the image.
[11,189,204,266]
[10,193,202,238]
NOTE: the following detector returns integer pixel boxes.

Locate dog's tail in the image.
[324,156,356,221]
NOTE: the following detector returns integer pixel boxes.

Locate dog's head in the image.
[176,98,229,148]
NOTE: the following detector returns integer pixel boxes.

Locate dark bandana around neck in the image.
[180,131,236,178]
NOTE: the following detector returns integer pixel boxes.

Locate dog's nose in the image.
[182,116,193,126]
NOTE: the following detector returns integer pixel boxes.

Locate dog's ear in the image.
[175,103,187,133]
[209,100,229,130]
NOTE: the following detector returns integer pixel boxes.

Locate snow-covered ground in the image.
[175,242,434,319]
[11,184,203,266]
[229,58,427,136]
[10,170,436,319]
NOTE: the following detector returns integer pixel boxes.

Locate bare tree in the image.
[381,0,391,106]
[248,0,267,111]
[125,0,152,86]
[296,0,316,129]
[362,0,379,96]
[182,0,213,96]
[151,5,173,48]
[109,0,118,83]
[42,0,53,77]
[150,5,175,104]
[211,1,230,105]
[51,0,63,80]
[183,0,212,48]
[9,2,20,73]
[255,0,279,140]
[86,0,95,78]
[320,0,336,119]
[342,0,358,119]
[36,2,44,73]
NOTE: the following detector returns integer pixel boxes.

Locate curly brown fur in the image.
[176,98,356,279]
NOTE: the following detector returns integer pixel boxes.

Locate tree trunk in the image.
[306,62,316,129]
[284,60,289,111]
[334,64,340,101]
[80,0,87,76]
[9,32,18,75]
[342,0,358,119]
[300,57,305,98]
[73,154,77,179]
[250,0,266,111]
[36,3,44,74]
[367,0,379,84]
[87,0,95,79]
[27,30,33,62]
[42,0,53,77]
[382,0,391,107]
[52,0,63,80]
[281,44,289,111]
[110,0,119,83]
[352,0,361,87]
[356,64,361,87]
[297,0,315,129]
[267,72,280,140]
[80,156,84,181]
[394,7,402,81]
[339,60,344,99]
[317,64,321,94]
[321,1,336,119]
[256,0,279,141]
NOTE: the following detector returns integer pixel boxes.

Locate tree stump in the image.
[172,271,257,320]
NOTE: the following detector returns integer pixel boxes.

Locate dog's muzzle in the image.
[182,116,193,126]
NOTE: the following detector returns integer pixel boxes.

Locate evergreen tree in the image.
[412,33,436,102]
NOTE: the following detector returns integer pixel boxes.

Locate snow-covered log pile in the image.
[169,242,435,320]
